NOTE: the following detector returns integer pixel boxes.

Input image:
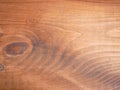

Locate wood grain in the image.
[0,0,120,90]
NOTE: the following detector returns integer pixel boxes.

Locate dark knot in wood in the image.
[5,42,28,56]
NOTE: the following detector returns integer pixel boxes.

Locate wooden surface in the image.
[0,0,120,90]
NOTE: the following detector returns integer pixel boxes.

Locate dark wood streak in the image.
[50,47,70,71]
[58,51,79,70]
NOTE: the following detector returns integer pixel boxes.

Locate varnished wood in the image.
[0,0,120,90]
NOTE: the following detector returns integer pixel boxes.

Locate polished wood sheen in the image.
[0,0,120,90]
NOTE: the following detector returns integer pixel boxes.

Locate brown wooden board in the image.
[0,0,120,90]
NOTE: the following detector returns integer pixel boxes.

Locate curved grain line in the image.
[70,50,120,71]
[77,55,120,73]
[47,45,120,73]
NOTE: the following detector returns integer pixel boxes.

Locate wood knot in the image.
[4,42,28,56]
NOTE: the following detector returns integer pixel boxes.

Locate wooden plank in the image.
[0,0,120,90]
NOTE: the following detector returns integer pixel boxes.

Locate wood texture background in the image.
[0,0,120,90]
